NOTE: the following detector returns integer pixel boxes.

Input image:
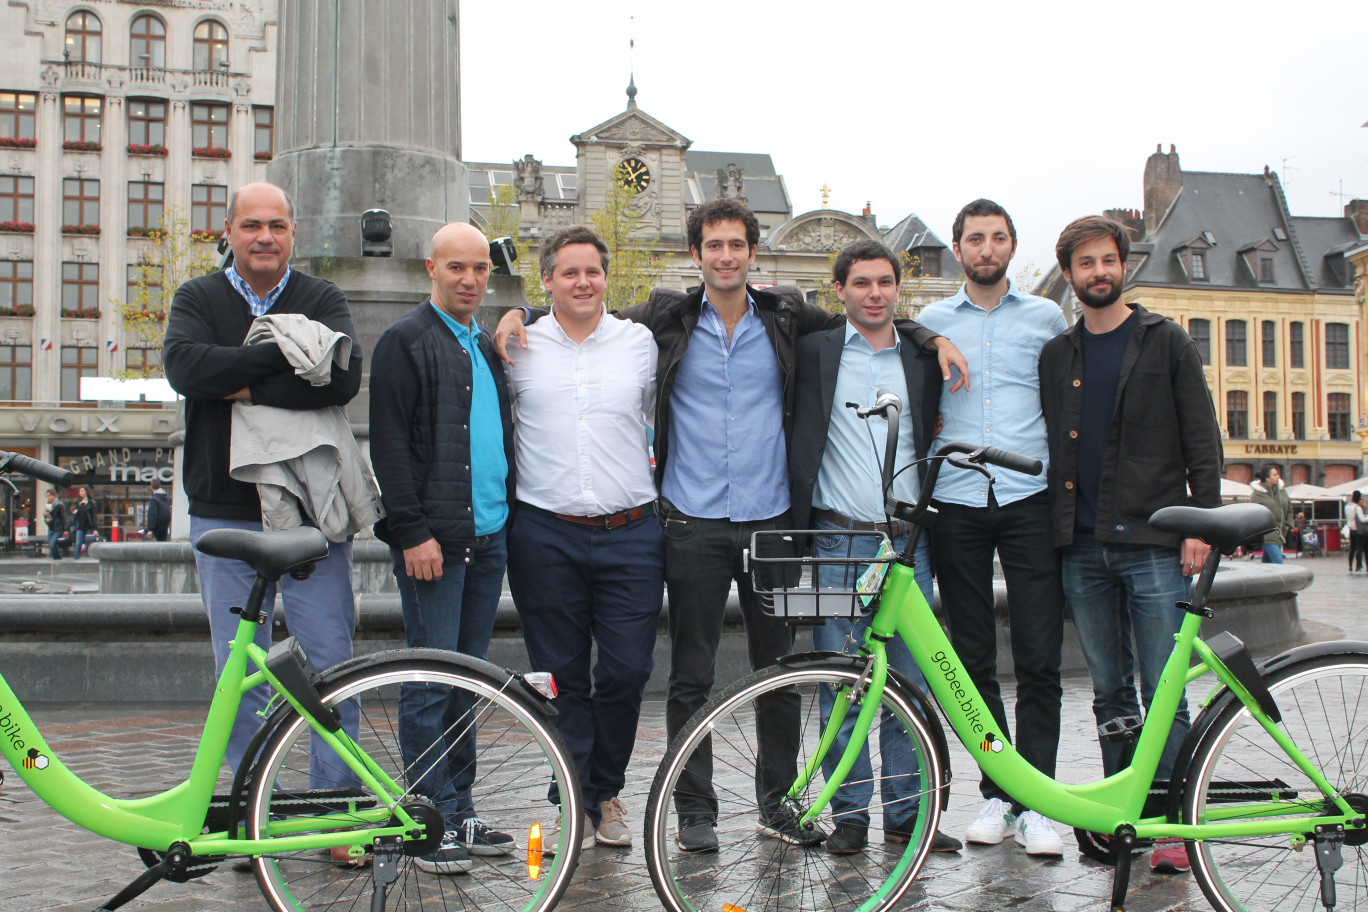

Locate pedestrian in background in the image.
[1248,467,1291,564]
[71,486,96,559]
[43,489,66,560]
[145,481,171,541]
[1349,491,1368,573]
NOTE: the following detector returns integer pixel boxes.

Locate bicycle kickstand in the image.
[92,842,187,912]
[369,835,404,912]
[1108,825,1136,912]
[1315,824,1345,910]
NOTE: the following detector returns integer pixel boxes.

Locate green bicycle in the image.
[644,394,1367,912]
[0,450,583,912]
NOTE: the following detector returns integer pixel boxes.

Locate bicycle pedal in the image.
[1098,716,1144,743]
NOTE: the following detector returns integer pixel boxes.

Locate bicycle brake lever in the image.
[947,453,994,480]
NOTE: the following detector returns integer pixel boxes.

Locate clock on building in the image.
[615,157,651,193]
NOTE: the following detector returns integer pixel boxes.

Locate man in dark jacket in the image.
[369,221,517,873]
[497,199,965,852]
[1039,215,1222,875]
[163,183,362,847]
[145,482,171,541]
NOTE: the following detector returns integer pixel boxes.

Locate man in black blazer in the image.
[789,240,959,856]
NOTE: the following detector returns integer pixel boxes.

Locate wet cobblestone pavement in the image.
[4,553,1366,912]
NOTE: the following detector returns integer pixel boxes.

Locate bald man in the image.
[164,181,364,865]
[369,222,517,873]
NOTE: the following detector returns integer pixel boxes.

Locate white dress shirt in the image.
[507,307,658,515]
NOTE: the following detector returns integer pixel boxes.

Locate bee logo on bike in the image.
[21,747,49,770]
[980,733,1004,754]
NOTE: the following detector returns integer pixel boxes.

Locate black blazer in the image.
[788,324,943,536]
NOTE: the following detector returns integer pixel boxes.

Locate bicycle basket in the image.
[748,529,894,622]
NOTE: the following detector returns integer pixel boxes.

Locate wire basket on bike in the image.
[749,529,895,622]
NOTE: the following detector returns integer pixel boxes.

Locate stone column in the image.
[267,0,468,260]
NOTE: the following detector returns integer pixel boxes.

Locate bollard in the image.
[111,519,120,542]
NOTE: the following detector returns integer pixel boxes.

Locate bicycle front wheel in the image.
[644,662,943,912]
[246,656,581,912]
[1182,653,1368,912]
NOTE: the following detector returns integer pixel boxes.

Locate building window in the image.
[64,11,102,64]
[1263,391,1277,439]
[1327,322,1350,370]
[62,178,99,229]
[253,106,274,160]
[0,92,37,142]
[0,261,33,311]
[0,175,35,224]
[1227,391,1248,439]
[127,181,164,232]
[127,262,163,299]
[125,347,162,377]
[1260,256,1275,284]
[1292,392,1306,440]
[129,14,166,70]
[1290,321,1305,368]
[1226,319,1247,367]
[191,184,227,234]
[63,96,102,145]
[0,345,32,400]
[1188,318,1211,365]
[60,345,98,401]
[61,262,99,312]
[191,102,229,150]
[1329,393,1353,441]
[908,246,941,278]
[1191,252,1206,280]
[127,99,166,147]
[1262,320,1276,367]
[192,20,229,71]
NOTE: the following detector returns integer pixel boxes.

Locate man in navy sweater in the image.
[163,182,363,865]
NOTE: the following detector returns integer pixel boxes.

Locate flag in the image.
[40,338,51,351]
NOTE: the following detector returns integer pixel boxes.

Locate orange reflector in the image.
[529,823,543,853]
[527,823,544,880]
[723,905,749,912]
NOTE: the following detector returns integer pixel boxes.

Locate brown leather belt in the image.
[814,508,910,539]
[517,501,654,530]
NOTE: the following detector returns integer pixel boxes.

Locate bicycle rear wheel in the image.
[644,662,943,912]
[246,656,581,912]
[1182,653,1368,912]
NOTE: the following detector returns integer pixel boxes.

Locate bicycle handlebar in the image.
[0,450,75,486]
[969,445,1042,477]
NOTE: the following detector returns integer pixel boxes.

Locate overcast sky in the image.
[461,0,1366,281]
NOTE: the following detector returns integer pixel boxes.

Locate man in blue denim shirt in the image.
[788,240,961,856]
[916,199,1068,856]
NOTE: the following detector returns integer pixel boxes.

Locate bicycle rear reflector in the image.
[524,672,558,700]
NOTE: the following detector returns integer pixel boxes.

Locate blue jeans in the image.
[190,515,359,788]
[74,528,89,558]
[507,508,663,820]
[812,519,933,827]
[47,530,62,559]
[393,528,507,825]
[1262,542,1284,564]
[1062,533,1190,778]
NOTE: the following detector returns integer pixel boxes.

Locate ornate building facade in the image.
[0,0,277,539]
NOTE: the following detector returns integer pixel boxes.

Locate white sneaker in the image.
[1013,810,1064,855]
[965,797,1014,845]
[542,814,595,855]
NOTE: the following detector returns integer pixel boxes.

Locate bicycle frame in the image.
[795,553,1358,842]
[0,601,417,856]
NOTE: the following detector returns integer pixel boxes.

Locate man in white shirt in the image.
[505,224,662,852]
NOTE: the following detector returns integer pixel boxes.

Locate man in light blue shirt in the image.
[915,199,1067,857]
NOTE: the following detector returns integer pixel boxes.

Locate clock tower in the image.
[571,80,692,242]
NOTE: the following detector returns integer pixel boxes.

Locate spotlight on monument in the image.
[360,209,393,257]
[490,237,518,276]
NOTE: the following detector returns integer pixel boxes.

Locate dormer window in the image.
[1259,257,1274,283]
[1238,237,1278,285]
[1175,234,1214,282]
[907,246,942,278]
[1191,252,1206,280]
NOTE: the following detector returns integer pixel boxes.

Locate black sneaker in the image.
[414,830,473,875]
[885,815,963,853]
[676,816,719,853]
[757,807,826,846]
[826,820,868,855]
[455,817,514,856]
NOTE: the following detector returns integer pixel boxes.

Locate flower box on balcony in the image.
[63,140,102,152]
[0,304,35,317]
[0,221,34,234]
[192,146,231,160]
[61,308,100,319]
[0,137,36,149]
[189,229,222,243]
[127,143,167,157]
[62,224,100,236]
[127,225,158,238]
[254,151,272,161]
[128,310,167,322]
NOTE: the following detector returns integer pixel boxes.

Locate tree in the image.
[589,178,665,309]
[482,183,543,299]
[116,207,218,378]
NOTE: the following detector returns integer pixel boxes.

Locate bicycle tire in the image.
[246,656,582,912]
[1182,653,1368,912]
[644,662,943,912]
